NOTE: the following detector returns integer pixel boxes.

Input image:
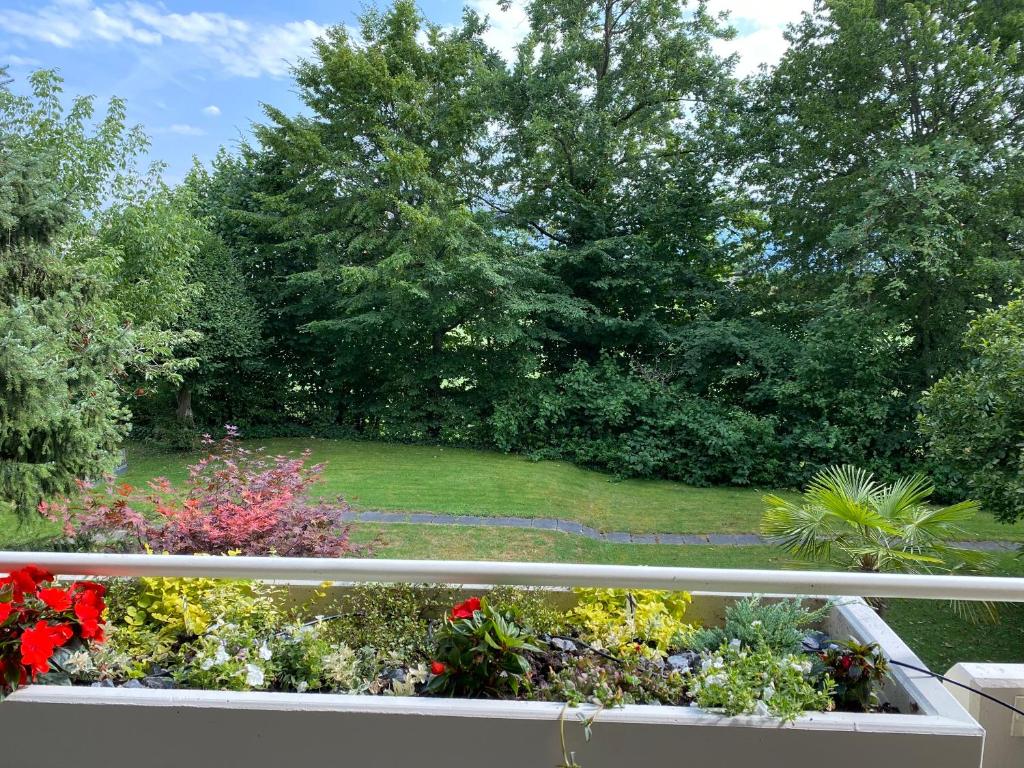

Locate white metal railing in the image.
[1,551,1023,602]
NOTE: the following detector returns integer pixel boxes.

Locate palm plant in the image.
[761,466,992,618]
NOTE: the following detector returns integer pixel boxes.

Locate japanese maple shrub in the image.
[43,427,363,557]
[0,566,107,698]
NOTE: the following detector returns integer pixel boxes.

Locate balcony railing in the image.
[1,550,1022,602]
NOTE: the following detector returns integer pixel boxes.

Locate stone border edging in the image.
[341,510,1017,552]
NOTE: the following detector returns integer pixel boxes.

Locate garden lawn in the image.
[352,522,1024,674]
[117,439,1024,541]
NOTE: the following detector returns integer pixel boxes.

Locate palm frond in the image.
[761,495,838,562]
[872,473,934,521]
[910,500,981,530]
[931,543,994,573]
[806,465,879,506]
[948,599,999,624]
[852,547,945,573]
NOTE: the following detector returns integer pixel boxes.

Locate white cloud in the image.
[1,54,42,67]
[202,104,221,116]
[158,123,204,136]
[467,0,809,73]
[707,0,811,29]
[0,1,328,79]
[708,0,813,75]
[468,0,530,62]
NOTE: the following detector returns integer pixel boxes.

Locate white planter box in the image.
[0,591,982,768]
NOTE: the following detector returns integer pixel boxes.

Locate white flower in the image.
[258,643,273,661]
[214,644,230,666]
[245,663,265,687]
[61,650,95,675]
[729,638,742,650]
[750,620,762,628]
[704,673,727,687]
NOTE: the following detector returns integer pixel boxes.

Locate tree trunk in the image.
[176,383,194,426]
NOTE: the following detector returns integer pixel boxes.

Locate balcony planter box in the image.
[0,587,982,768]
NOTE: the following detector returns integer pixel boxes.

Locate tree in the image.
[743,0,1024,394]
[232,1,562,440]
[129,163,266,437]
[0,71,179,517]
[495,0,736,366]
[920,300,1024,523]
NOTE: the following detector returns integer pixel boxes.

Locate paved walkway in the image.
[341,509,1019,552]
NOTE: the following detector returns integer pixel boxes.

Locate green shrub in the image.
[920,299,1024,523]
[693,596,831,654]
[104,574,281,675]
[536,654,688,707]
[689,643,834,721]
[333,584,456,663]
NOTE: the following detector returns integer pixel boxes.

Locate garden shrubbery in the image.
[41,428,361,558]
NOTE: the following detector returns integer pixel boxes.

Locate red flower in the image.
[430,661,446,676]
[20,621,73,677]
[71,581,107,599]
[0,602,12,623]
[450,597,481,620]
[839,655,853,671]
[2,566,54,598]
[36,587,73,612]
[73,588,105,642]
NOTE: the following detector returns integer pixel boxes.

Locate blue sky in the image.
[0,0,811,182]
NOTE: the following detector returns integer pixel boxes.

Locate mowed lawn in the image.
[115,438,1024,540]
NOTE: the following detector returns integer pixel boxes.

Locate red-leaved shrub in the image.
[42,427,363,558]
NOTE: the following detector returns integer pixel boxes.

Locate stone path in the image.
[341,509,1019,552]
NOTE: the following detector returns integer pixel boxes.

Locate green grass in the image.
[352,521,1024,673]
[117,438,1024,540]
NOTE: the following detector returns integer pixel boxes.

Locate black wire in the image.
[889,659,1024,718]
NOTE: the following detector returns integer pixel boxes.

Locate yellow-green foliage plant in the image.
[570,589,695,658]
[103,574,282,677]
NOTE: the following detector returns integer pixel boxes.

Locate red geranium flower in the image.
[0,602,12,623]
[36,587,73,612]
[450,597,481,620]
[430,661,446,676]
[20,621,73,677]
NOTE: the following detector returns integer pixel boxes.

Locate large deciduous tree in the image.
[495,0,736,366]
[231,1,564,441]
[744,0,1024,393]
